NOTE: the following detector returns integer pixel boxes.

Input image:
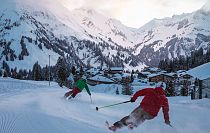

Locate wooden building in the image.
[87,75,114,86]
[148,73,175,83]
[108,67,124,74]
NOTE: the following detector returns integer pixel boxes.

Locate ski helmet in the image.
[81,75,86,81]
[156,82,166,90]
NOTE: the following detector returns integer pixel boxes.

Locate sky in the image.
[61,0,209,28]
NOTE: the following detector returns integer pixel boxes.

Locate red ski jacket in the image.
[131,87,169,122]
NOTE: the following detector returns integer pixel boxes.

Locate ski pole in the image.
[169,124,179,133]
[96,100,130,111]
[90,95,93,104]
[168,124,173,127]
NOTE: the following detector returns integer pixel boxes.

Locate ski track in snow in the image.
[0,77,210,133]
[0,112,19,133]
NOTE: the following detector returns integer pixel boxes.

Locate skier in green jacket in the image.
[64,76,91,99]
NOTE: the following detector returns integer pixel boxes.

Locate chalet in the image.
[177,70,186,74]
[168,72,178,78]
[148,73,175,83]
[108,67,124,74]
[87,75,114,86]
[138,72,148,79]
[111,73,122,82]
[182,74,193,79]
[143,67,161,74]
[176,73,193,84]
[86,68,99,76]
[121,73,131,84]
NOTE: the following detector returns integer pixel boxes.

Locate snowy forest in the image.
[159,47,210,72]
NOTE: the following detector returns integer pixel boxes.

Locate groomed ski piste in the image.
[0,77,210,133]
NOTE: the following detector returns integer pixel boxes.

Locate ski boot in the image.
[109,125,117,132]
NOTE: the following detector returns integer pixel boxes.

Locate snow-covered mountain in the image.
[0,0,144,70]
[134,2,210,66]
[72,8,139,47]
[0,0,210,70]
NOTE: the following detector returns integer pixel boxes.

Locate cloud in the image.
[202,0,210,11]
[62,0,208,28]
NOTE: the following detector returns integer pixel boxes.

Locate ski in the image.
[105,120,109,128]
[105,121,117,132]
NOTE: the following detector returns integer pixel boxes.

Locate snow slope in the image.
[0,78,210,133]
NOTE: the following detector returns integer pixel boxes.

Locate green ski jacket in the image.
[75,79,91,95]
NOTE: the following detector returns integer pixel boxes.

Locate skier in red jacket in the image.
[108,84,170,132]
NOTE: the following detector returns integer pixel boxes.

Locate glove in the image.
[165,120,171,125]
[130,98,135,102]
[89,93,91,96]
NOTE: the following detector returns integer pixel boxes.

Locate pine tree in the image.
[131,70,134,83]
[17,69,24,79]
[116,87,119,95]
[0,69,2,77]
[165,81,175,96]
[198,80,203,99]
[122,84,133,95]
[55,57,67,87]
[43,65,49,81]
[27,70,33,80]
[3,61,11,77]
[180,85,188,96]
[71,66,76,75]
[79,66,84,76]
[3,71,8,77]
[32,62,42,81]
[22,69,28,79]
[191,86,196,100]
[11,68,17,79]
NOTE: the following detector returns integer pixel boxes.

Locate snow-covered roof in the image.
[86,68,99,75]
[147,73,160,78]
[166,72,177,77]
[110,67,124,71]
[177,71,187,77]
[148,73,174,78]
[122,73,130,77]
[88,75,114,82]
[177,70,186,73]
[86,68,98,72]
[140,72,151,75]
[187,62,210,80]
[113,73,122,78]
[148,67,160,71]
[160,70,167,73]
